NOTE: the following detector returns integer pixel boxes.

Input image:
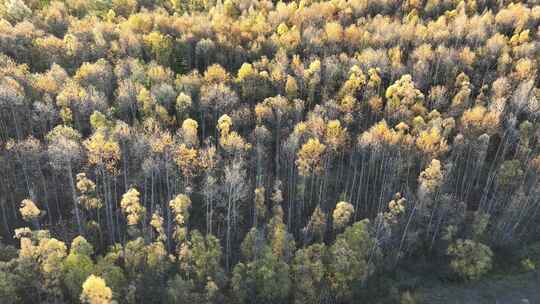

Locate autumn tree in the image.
[80,275,113,304]
[303,206,327,243]
[328,219,378,301]
[447,239,493,281]
[292,243,327,304]
[296,138,326,211]
[120,188,145,236]
[169,194,191,258]
[332,201,354,231]
[232,235,291,304]
[385,74,425,123]
[63,236,95,301]
[46,125,84,234]
[19,199,41,228]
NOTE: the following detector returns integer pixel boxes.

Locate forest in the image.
[0,0,539,303]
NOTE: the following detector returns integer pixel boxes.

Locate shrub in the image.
[447,239,493,280]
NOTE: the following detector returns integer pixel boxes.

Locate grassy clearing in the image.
[418,271,539,304]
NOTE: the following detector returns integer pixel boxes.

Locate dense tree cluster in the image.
[1,0,540,302]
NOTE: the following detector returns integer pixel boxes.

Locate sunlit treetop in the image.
[120,188,145,226]
[80,275,113,304]
[181,118,199,147]
[150,212,167,243]
[384,193,406,224]
[296,137,326,177]
[333,201,354,231]
[418,159,444,200]
[70,235,94,256]
[19,199,41,222]
[358,120,401,149]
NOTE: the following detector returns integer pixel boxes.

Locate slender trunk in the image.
[1,198,9,236]
[52,172,63,222]
[18,155,31,197]
[38,164,52,225]
[10,106,21,140]
[396,204,417,264]
[209,192,214,235]
[226,186,232,271]
[67,163,83,235]
[123,143,128,191]
[165,162,171,251]
[275,115,281,180]
[106,171,117,244]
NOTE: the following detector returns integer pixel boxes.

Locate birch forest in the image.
[0,0,540,303]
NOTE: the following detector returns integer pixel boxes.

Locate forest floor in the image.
[419,271,540,304]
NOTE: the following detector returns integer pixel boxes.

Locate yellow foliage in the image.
[217,114,249,153]
[277,23,288,36]
[76,173,102,210]
[418,159,444,195]
[384,193,406,223]
[120,188,145,226]
[33,74,60,95]
[176,93,192,113]
[294,122,307,135]
[285,75,298,99]
[333,201,354,230]
[169,194,191,226]
[143,31,172,65]
[181,118,199,147]
[531,155,540,171]
[385,74,424,120]
[199,146,217,171]
[389,46,403,70]
[84,131,121,173]
[344,24,362,48]
[220,130,250,152]
[80,275,113,304]
[338,66,366,98]
[367,68,381,90]
[254,187,266,221]
[325,120,347,152]
[368,96,383,113]
[237,63,256,82]
[146,64,173,85]
[150,212,167,243]
[359,120,400,148]
[18,232,67,287]
[174,144,199,179]
[149,130,174,154]
[305,114,326,138]
[514,58,535,81]
[395,122,410,132]
[60,107,73,125]
[276,24,301,51]
[309,59,321,74]
[415,127,448,157]
[20,199,40,222]
[459,47,476,66]
[204,64,229,84]
[217,114,233,135]
[169,194,191,245]
[39,237,67,274]
[325,21,343,43]
[255,102,272,122]
[461,105,500,136]
[340,95,356,113]
[495,2,530,31]
[296,138,326,176]
[70,235,94,256]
